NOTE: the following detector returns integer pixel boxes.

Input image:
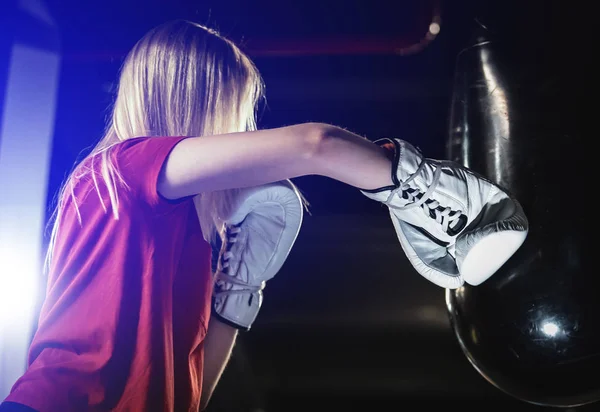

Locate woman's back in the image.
[5,136,213,412]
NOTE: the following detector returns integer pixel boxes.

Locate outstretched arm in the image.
[167,122,392,410]
[157,123,393,199]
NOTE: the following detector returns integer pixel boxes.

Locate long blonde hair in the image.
[46,20,294,270]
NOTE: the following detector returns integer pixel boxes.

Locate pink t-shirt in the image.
[5,136,213,412]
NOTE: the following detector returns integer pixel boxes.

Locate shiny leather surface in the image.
[445,21,598,407]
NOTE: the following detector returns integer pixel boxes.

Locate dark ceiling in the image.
[3,0,597,410]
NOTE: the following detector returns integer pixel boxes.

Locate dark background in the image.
[3,0,597,410]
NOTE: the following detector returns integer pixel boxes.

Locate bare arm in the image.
[200,315,238,411]
[182,123,392,408]
[158,122,393,199]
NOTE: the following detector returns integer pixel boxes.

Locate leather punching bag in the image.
[445,12,598,409]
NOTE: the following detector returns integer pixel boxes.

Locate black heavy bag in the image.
[444,14,598,409]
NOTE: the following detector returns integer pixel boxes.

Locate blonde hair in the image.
[45,20,298,270]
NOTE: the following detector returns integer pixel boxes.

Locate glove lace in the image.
[385,160,467,235]
[214,225,265,298]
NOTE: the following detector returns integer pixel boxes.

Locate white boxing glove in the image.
[361,138,528,288]
[197,180,303,330]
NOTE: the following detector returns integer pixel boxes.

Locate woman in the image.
[0,19,526,412]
